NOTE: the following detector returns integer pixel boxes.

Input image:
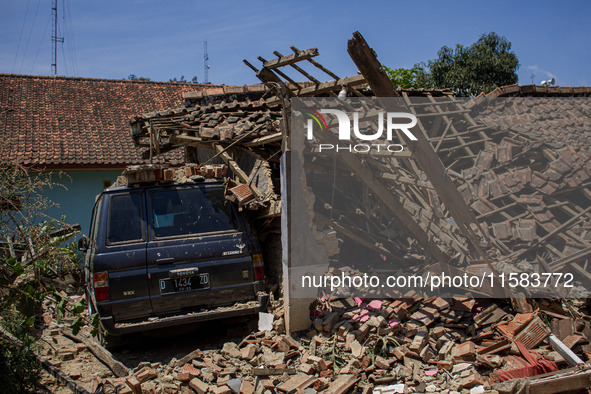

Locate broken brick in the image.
[221,342,242,359]
[325,374,358,394]
[355,323,371,342]
[452,341,476,362]
[392,345,409,361]
[275,336,292,353]
[561,334,586,349]
[74,343,87,354]
[430,297,450,311]
[360,356,371,370]
[349,340,365,358]
[142,382,157,394]
[229,184,254,206]
[240,380,254,394]
[299,363,315,374]
[322,313,340,332]
[182,363,201,378]
[189,377,209,394]
[69,372,81,380]
[212,386,232,394]
[260,380,275,390]
[125,376,142,394]
[374,356,391,370]
[313,379,329,391]
[456,371,484,389]
[135,367,158,383]
[409,330,429,353]
[276,373,316,393]
[58,350,75,361]
[176,372,191,382]
[163,168,174,181]
[410,306,439,326]
[513,316,551,349]
[240,344,257,361]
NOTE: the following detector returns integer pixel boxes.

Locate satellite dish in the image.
[541,77,556,86]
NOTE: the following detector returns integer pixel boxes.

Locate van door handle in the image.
[156,258,175,264]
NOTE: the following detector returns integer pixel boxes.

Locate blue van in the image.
[79,179,268,340]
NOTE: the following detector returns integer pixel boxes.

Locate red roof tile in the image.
[0,74,223,167]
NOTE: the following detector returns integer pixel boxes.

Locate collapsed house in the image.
[128,36,591,299]
[121,32,591,392]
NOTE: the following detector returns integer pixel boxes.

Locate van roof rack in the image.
[115,164,229,187]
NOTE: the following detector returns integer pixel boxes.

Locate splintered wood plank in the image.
[262,48,318,69]
[60,328,128,378]
[214,144,263,198]
[437,138,492,153]
[266,75,366,105]
[274,50,321,84]
[347,32,399,97]
[567,261,591,285]
[256,67,292,93]
[381,173,434,189]
[433,118,453,152]
[258,56,303,88]
[550,245,591,270]
[507,367,591,394]
[509,204,591,261]
[291,45,340,80]
[415,108,471,117]
[242,132,283,147]
[475,202,517,220]
[316,213,403,264]
[419,94,476,159]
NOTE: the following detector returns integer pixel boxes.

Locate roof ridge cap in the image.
[0,73,224,87]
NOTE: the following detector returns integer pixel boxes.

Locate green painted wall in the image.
[43,169,123,238]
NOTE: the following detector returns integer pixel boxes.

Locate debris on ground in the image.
[35,290,591,393]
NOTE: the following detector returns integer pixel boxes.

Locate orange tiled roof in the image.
[486,83,591,97]
[0,74,223,167]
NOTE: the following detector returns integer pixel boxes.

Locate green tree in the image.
[382,67,425,89]
[428,32,518,96]
[0,152,95,391]
[126,74,151,81]
[169,75,199,83]
[385,32,519,96]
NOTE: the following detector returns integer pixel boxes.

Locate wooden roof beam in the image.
[262,48,318,69]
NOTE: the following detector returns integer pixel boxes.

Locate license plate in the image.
[159,273,210,294]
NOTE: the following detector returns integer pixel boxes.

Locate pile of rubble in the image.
[114,159,277,214]
[37,290,591,394]
[307,295,591,393]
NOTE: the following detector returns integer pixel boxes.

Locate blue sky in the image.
[1,0,589,87]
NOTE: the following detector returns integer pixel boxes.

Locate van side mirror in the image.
[78,237,89,252]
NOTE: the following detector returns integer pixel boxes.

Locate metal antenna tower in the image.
[204,41,210,84]
[51,0,64,76]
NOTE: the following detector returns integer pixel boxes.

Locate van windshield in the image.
[151,187,238,238]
